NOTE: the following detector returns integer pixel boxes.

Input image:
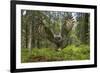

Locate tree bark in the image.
[28,22,32,54]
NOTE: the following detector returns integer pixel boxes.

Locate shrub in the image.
[21,44,90,63]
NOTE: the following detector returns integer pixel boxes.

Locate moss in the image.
[21,44,90,63]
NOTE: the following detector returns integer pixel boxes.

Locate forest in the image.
[21,10,90,63]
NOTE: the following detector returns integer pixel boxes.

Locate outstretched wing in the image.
[61,18,75,48]
[44,26,55,43]
[61,18,75,37]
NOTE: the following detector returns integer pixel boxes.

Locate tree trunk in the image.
[28,22,32,54]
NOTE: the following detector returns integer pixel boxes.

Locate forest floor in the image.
[21,44,90,63]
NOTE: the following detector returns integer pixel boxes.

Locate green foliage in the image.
[21,44,90,63]
[76,13,90,44]
[21,10,90,63]
[62,45,90,60]
[21,48,30,63]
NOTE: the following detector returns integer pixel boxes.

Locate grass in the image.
[21,44,90,63]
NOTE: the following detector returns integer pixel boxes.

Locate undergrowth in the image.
[21,44,90,63]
